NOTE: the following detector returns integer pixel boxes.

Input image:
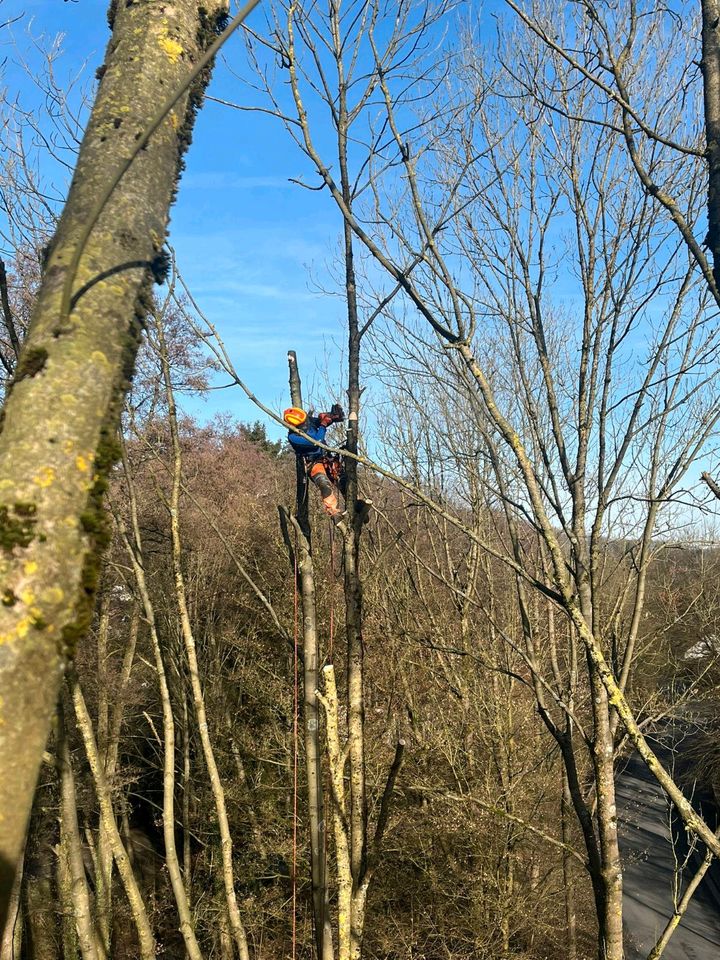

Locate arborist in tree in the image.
[284,404,371,524]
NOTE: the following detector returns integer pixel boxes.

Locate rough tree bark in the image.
[0,0,233,921]
[285,351,333,960]
[701,0,720,290]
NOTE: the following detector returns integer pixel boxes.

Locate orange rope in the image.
[292,541,299,960]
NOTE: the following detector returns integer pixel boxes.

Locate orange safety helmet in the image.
[284,407,307,427]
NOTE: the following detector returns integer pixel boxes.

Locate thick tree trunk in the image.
[0,0,230,921]
[588,666,624,960]
[702,0,720,290]
[579,569,623,960]
[336,98,368,960]
[318,666,352,960]
[338,115,368,930]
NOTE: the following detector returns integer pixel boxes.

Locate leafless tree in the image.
[236,3,720,957]
[0,0,258,924]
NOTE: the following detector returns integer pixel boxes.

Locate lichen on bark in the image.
[0,0,232,929]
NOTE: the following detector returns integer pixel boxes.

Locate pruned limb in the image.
[287,349,303,407]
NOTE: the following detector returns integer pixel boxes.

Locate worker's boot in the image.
[355,498,373,525]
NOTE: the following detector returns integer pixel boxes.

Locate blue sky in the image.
[2,0,717,513]
[1,0,356,438]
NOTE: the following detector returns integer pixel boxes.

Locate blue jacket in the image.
[288,416,326,457]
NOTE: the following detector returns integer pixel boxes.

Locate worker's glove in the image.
[329,403,345,422]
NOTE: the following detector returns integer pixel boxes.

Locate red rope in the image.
[292,541,299,960]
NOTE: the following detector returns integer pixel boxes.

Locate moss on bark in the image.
[0,0,231,929]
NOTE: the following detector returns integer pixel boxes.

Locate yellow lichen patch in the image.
[19,588,35,606]
[62,393,78,406]
[63,439,75,454]
[33,466,56,488]
[159,34,183,63]
[170,110,180,131]
[42,586,64,605]
[23,560,38,576]
[76,454,90,473]
[91,350,110,367]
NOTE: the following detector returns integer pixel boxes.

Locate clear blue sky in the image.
[4,0,713,509]
[1,0,361,437]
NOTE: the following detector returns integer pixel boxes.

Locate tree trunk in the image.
[334,73,368,940]
[588,665,623,960]
[93,593,112,958]
[290,517,334,960]
[702,0,720,290]
[0,833,25,960]
[286,351,333,960]
[56,826,78,960]
[561,771,577,960]
[57,702,101,960]
[156,317,250,960]
[23,832,57,960]
[318,666,352,960]
[24,876,57,960]
[288,351,312,545]
[70,677,155,960]
[0,0,231,922]
[118,447,203,960]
